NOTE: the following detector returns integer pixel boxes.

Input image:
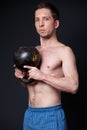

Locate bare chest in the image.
[40,49,62,75]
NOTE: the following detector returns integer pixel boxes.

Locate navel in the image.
[32,94,35,100]
[47,65,50,68]
[31,94,35,106]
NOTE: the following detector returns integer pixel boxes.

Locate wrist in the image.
[40,72,47,82]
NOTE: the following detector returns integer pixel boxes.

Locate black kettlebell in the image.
[13,46,41,83]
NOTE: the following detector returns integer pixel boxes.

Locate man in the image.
[14,2,79,130]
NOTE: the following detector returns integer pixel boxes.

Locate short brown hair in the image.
[34,2,60,20]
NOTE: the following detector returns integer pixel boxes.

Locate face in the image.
[35,8,59,39]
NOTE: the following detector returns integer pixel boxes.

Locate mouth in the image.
[39,29,45,32]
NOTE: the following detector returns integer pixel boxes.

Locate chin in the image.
[40,34,51,39]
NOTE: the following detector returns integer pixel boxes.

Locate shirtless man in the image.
[14,2,79,130]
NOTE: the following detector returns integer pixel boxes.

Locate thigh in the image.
[23,108,57,130]
[55,108,68,130]
[23,106,68,130]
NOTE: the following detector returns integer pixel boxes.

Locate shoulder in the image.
[58,42,74,54]
[35,45,41,49]
[57,42,76,59]
[35,45,41,51]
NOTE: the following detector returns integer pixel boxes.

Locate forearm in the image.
[41,73,79,94]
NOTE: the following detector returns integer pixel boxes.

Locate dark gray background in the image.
[0,0,87,130]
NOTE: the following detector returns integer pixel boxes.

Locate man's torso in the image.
[27,43,65,107]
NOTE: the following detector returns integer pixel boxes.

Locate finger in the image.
[23,65,32,69]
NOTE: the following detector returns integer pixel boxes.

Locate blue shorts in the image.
[23,104,68,130]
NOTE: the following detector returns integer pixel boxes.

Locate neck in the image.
[40,35,58,48]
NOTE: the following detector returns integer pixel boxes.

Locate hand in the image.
[14,65,25,79]
[24,65,43,81]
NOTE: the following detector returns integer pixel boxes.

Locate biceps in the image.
[62,56,78,78]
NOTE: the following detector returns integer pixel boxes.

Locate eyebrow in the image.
[35,15,52,19]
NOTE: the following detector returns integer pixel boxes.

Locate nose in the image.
[39,20,44,27]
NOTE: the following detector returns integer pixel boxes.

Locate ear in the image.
[55,20,59,29]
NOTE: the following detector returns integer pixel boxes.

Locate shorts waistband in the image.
[28,104,62,112]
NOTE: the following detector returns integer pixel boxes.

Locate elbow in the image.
[71,81,79,94]
[71,87,78,94]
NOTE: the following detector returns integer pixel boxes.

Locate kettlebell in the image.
[13,46,41,83]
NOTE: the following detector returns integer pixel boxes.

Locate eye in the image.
[44,17,50,21]
[35,18,39,22]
